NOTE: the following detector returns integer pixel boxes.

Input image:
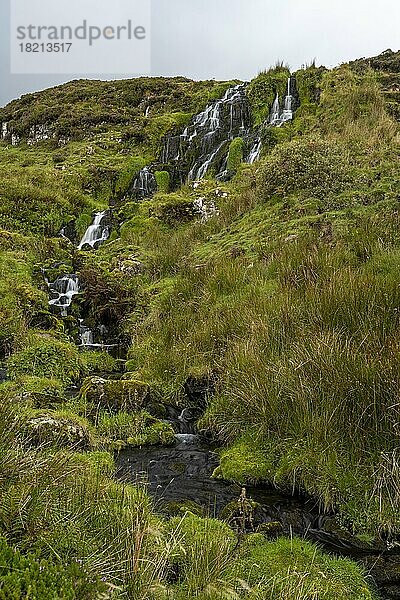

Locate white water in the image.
[131,167,157,199]
[78,211,110,250]
[269,92,282,126]
[182,85,251,181]
[247,138,262,164]
[48,275,79,316]
[189,142,226,181]
[174,433,200,446]
[280,77,294,124]
[187,85,247,141]
[79,320,94,346]
[269,77,295,128]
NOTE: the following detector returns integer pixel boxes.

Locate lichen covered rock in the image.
[79,376,150,415]
[23,411,93,450]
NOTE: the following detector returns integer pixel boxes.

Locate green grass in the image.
[0,53,398,597]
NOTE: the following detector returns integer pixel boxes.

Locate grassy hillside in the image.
[1,50,400,598]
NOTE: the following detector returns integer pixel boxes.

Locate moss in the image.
[227,137,244,173]
[232,536,376,599]
[164,500,205,517]
[79,376,150,415]
[115,155,148,196]
[96,410,175,447]
[0,537,107,599]
[0,375,65,408]
[22,409,94,450]
[256,521,284,539]
[247,65,291,125]
[79,351,117,375]
[214,439,273,484]
[7,334,83,384]
[155,170,171,193]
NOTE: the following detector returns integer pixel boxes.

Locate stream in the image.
[41,82,400,598]
[48,208,400,599]
[116,417,400,600]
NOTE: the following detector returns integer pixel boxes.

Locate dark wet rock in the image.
[184,373,217,408]
[60,220,78,244]
[256,521,284,539]
[129,167,157,200]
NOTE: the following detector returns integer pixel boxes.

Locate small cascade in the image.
[130,167,157,200]
[246,137,262,164]
[188,142,226,181]
[280,76,295,124]
[268,77,299,128]
[79,320,94,347]
[48,274,79,316]
[78,211,110,250]
[269,92,282,126]
[78,319,118,352]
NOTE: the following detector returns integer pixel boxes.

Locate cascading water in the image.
[78,319,117,352]
[79,320,94,347]
[269,92,282,126]
[189,142,226,181]
[47,274,79,317]
[187,85,251,181]
[161,84,252,182]
[280,76,295,124]
[78,211,110,250]
[130,167,158,200]
[268,76,298,128]
[246,137,262,164]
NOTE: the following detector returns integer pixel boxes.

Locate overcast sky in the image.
[1,0,400,107]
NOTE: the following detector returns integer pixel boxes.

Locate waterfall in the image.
[159,77,299,180]
[78,319,116,351]
[269,77,297,127]
[280,77,294,124]
[48,274,79,316]
[246,138,262,164]
[78,211,110,250]
[188,142,226,181]
[269,92,282,126]
[131,167,157,200]
[182,85,252,181]
[79,320,94,347]
[160,85,252,182]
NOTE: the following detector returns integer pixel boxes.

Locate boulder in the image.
[24,412,92,450]
[79,376,150,415]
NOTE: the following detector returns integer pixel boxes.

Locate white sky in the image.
[1,0,400,106]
